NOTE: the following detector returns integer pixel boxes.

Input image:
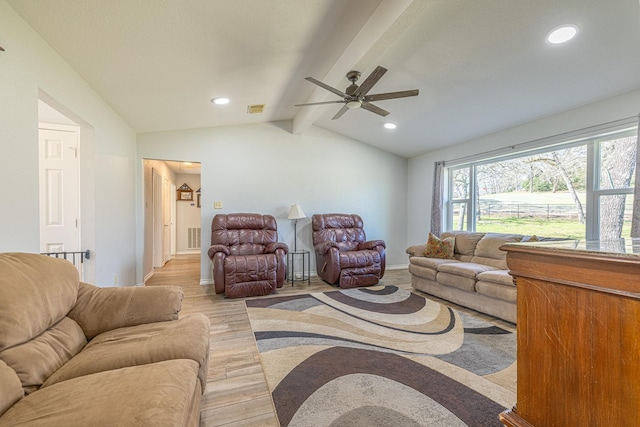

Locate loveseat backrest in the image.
[211,213,278,255]
[470,233,524,268]
[0,253,87,395]
[0,253,79,352]
[440,231,526,268]
[312,214,366,252]
[441,231,485,261]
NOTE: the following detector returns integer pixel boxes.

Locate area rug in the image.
[246,285,516,427]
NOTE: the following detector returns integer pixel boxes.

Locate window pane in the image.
[599,194,633,239]
[473,146,586,239]
[451,202,468,231]
[598,135,637,190]
[451,168,470,199]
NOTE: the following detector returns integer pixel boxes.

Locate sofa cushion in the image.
[0,359,23,418]
[471,233,524,268]
[409,256,460,270]
[423,233,455,259]
[476,270,515,287]
[69,282,184,340]
[475,281,517,303]
[1,359,201,427]
[0,316,87,395]
[0,254,79,352]
[436,272,477,292]
[408,263,438,281]
[437,262,499,279]
[44,313,210,392]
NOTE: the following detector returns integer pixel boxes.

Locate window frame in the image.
[444,121,638,239]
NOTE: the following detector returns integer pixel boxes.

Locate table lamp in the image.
[288,204,306,252]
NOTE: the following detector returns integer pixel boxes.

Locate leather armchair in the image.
[208,213,288,298]
[312,213,386,288]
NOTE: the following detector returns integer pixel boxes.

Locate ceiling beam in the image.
[291,0,430,135]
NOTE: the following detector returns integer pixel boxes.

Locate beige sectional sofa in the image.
[406,231,536,323]
[0,253,211,427]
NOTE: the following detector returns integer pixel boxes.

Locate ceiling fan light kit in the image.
[295,65,419,120]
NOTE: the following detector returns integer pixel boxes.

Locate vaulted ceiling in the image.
[9,0,640,158]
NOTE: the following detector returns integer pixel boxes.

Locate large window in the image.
[446,126,638,240]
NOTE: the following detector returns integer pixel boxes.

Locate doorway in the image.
[37,93,96,282]
[143,159,201,283]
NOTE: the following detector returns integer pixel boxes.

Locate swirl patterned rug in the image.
[246,285,516,427]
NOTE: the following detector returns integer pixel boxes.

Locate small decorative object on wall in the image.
[177,183,193,201]
[196,188,201,208]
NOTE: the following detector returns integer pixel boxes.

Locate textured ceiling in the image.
[9,0,640,158]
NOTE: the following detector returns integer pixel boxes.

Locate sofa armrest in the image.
[208,244,229,259]
[68,282,184,340]
[406,244,427,257]
[315,241,339,255]
[264,242,289,254]
[358,240,386,250]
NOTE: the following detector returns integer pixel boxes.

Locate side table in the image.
[287,250,310,285]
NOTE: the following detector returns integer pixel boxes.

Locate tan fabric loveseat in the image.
[406,231,536,324]
[0,253,211,427]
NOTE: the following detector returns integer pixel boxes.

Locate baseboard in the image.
[176,250,200,255]
[386,264,409,270]
[143,270,154,284]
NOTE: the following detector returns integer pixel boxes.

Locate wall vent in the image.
[247,104,265,114]
[187,227,201,249]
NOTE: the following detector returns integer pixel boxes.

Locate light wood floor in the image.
[145,254,413,427]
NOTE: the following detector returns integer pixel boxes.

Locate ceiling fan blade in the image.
[295,100,346,107]
[332,104,350,120]
[364,89,419,102]
[355,66,387,96]
[305,77,347,98]
[361,102,390,117]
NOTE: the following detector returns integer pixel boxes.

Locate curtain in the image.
[430,161,445,236]
[630,114,640,238]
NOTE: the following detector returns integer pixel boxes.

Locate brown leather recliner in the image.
[207,213,288,298]
[312,213,386,288]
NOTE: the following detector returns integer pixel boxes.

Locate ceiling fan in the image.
[295,65,419,120]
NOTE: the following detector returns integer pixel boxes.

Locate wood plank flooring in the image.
[145,254,514,426]
[145,254,412,427]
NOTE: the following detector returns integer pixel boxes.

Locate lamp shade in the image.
[288,204,306,220]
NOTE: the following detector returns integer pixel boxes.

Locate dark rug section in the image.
[246,285,516,426]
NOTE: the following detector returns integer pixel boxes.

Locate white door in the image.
[162,176,171,264]
[39,125,80,254]
[152,169,164,268]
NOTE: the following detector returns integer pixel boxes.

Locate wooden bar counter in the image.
[499,239,640,427]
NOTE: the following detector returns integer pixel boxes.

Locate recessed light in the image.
[384,123,397,129]
[211,97,230,105]
[547,25,578,44]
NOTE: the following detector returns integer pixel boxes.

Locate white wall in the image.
[1,1,138,286]
[408,89,640,245]
[137,122,409,284]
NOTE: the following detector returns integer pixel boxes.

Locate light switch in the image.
[214,201,222,209]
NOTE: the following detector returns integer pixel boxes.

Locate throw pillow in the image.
[423,233,455,259]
